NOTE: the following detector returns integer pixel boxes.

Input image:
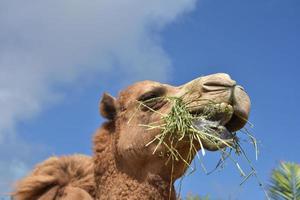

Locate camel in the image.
[13,73,251,200]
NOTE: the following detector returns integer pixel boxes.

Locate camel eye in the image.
[138,92,160,102]
[138,88,166,111]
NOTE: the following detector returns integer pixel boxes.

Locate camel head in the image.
[99,73,250,182]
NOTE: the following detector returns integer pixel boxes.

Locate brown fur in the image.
[12,74,250,200]
[13,155,95,200]
[93,122,176,200]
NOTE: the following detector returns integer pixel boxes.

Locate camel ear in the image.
[99,93,117,120]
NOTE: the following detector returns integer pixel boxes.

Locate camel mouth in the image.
[144,98,249,155]
[189,102,246,142]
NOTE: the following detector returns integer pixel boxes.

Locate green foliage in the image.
[185,194,210,200]
[268,162,300,200]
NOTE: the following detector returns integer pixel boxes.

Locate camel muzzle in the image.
[180,73,251,133]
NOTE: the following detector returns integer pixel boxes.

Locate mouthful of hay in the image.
[143,97,241,159]
[190,101,236,147]
[141,95,258,181]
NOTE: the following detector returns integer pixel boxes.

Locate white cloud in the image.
[0,0,196,194]
[0,0,196,136]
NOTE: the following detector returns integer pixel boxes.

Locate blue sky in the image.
[0,0,299,199]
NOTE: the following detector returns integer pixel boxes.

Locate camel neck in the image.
[93,125,176,200]
[95,162,176,200]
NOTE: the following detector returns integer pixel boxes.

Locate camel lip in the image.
[225,113,248,132]
[225,103,249,132]
[189,102,248,134]
[189,103,234,126]
[192,118,235,140]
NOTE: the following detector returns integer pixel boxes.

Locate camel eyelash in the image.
[137,88,167,111]
[137,88,166,102]
[138,93,159,102]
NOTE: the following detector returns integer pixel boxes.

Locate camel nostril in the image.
[202,79,236,92]
[203,81,236,88]
[202,73,237,90]
[235,85,245,91]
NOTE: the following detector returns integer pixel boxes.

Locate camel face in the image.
[100,73,250,179]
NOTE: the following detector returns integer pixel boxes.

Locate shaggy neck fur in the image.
[93,122,176,200]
